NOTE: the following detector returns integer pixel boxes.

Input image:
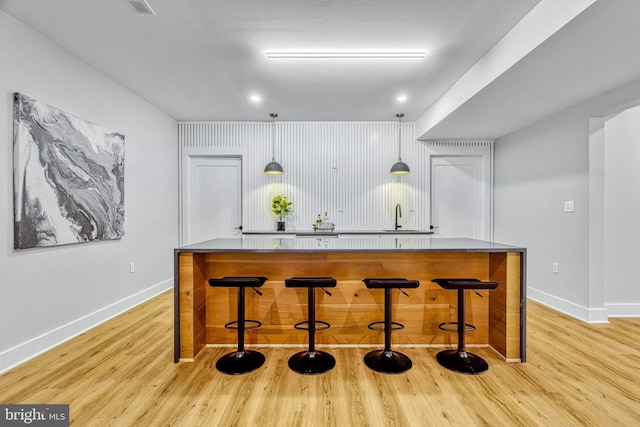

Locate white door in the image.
[430,155,490,239]
[183,156,242,245]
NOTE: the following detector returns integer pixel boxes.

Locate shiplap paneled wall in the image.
[179,121,432,231]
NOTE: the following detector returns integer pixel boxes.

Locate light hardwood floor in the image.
[1,290,639,426]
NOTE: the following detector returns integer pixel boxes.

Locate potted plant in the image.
[271,194,293,231]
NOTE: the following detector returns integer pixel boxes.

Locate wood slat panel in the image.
[488,252,522,360]
[178,252,195,359]
[196,251,498,349]
[204,251,490,280]
[504,252,522,359]
[178,252,207,360]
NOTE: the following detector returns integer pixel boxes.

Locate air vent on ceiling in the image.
[128,0,156,16]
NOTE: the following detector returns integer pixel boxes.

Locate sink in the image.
[382,229,420,233]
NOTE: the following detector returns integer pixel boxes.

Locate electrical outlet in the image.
[564,201,575,212]
[552,262,559,274]
[130,262,136,273]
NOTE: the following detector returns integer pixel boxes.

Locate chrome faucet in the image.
[395,204,402,230]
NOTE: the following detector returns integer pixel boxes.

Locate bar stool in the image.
[432,278,499,375]
[285,277,337,375]
[362,278,420,374]
[208,276,268,375]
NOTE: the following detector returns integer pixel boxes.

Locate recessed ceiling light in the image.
[397,95,408,102]
[265,51,426,59]
[249,95,262,102]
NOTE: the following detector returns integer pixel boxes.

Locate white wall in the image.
[0,10,179,372]
[494,78,640,321]
[603,105,640,315]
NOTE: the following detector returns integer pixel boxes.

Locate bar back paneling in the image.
[179,121,430,232]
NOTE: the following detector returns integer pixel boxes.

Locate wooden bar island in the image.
[174,237,526,363]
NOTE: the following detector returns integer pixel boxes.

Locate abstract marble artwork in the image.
[13,93,125,249]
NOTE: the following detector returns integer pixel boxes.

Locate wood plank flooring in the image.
[1,290,639,426]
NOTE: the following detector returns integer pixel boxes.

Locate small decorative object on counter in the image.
[272,194,293,231]
[313,211,335,232]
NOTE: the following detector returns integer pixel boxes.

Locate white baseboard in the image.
[0,279,172,374]
[604,302,640,317]
[528,287,609,323]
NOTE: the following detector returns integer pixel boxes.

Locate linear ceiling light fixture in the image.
[264,113,284,175]
[265,51,426,59]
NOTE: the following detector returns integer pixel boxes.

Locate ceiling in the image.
[420,0,640,140]
[0,0,540,122]
[2,0,639,140]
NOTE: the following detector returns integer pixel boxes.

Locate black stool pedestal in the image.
[208,276,268,375]
[285,277,337,375]
[432,278,499,375]
[363,278,420,374]
[436,348,489,374]
[364,349,413,374]
[216,350,266,375]
[288,348,336,375]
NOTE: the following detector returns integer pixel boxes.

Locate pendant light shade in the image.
[264,160,284,174]
[390,113,410,174]
[390,159,411,174]
[264,113,284,174]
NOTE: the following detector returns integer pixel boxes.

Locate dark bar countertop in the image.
[243,229,434,236]
[176,237,526,254]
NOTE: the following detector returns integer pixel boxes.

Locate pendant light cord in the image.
[397,113,404,161]
[270,113,278,161]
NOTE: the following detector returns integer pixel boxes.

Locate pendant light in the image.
[390,113,410,174]
[264,113,284,174]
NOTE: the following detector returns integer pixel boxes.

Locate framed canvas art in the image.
[13,93,125,249]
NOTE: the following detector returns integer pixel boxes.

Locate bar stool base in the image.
[364,349,412,374]
[288,350,336,375]
[436,349,488,375]
[216,350,265,375]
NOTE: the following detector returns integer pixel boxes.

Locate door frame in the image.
[179,146,248,246]
[425,141,494,241]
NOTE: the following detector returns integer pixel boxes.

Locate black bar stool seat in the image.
[285,277,337,375]
[363,278,420,374]
[208,276,268,375]
[432,278,499,375]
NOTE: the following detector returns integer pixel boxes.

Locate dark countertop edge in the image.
[243,230,434,235]
[175,237,526,253]
[175,247,526,254]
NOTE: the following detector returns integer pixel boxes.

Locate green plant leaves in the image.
[271,194,293,218]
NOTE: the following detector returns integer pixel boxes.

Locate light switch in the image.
[564,201,575,212]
